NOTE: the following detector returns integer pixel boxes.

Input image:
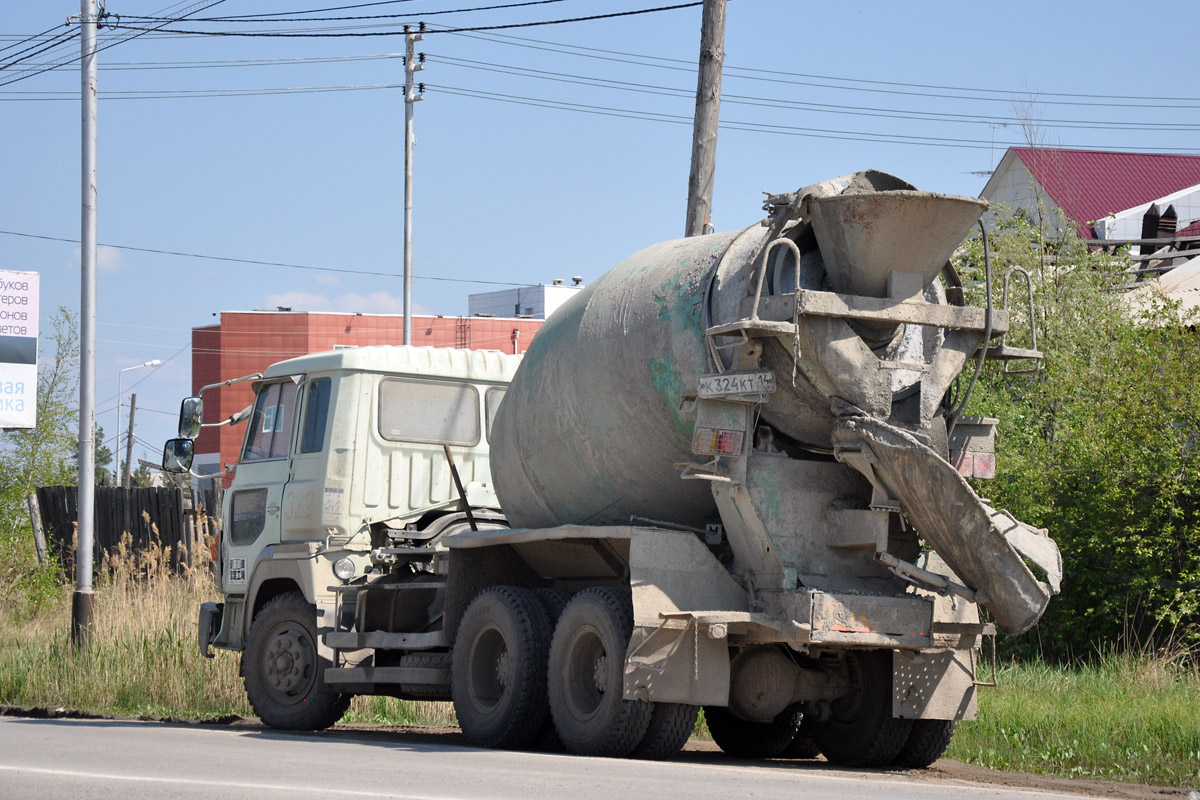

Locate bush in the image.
[954,212,1200,659]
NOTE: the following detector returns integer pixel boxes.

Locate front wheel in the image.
[242,592,350,731]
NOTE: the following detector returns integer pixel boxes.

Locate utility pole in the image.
[684,0,726,238]
[122,393,137,488]
[73,0,99,647]
[402,25,424,345]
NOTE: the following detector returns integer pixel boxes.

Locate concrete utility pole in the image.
[73,0,99,647]
[122,393,137,489]
[684,0,726,238]
[402,26,424,346]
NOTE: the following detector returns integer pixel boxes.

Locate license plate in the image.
[697,371,776,397]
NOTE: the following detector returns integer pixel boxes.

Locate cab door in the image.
[222,378,299,592]
[280,375,337,541]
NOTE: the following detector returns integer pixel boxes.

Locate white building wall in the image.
[979,152,1069,233]
[1092,184,1200,240]
[468,283,584,320]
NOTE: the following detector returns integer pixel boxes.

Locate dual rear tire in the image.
[452,585,696,759]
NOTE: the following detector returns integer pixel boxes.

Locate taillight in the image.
[692,427,745,456]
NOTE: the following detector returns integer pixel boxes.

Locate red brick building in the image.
[191,310,545,477]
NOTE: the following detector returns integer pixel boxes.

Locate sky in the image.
[1,0,1198,471]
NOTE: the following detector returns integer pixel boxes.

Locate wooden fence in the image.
[32,485,218,573]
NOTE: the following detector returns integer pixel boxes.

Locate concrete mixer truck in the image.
[168,170,1060,770]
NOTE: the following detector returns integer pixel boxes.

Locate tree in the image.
[0,306,83,610]
[130,463,156,488]
[954,212,1200,659]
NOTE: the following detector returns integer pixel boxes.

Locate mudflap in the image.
[198,601,223,658]
[833,413,1061,636]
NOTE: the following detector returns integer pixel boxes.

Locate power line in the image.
[3,61,1195,138]
[0,82,403,101]
[0,22,71,55]
[0,228,553,287]
[9,21,1200,113]
[423,54,1200,132]
[424,84,1200,153]
[109,2,703,37]
[152,0,421,19]
[126,0,573,24]
[0,0,227,88]
[442,26,1200,109]
[0,27,79,72]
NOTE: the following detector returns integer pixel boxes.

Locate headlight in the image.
[332,557,356,582]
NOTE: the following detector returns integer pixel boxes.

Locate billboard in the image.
[0,269,38,429]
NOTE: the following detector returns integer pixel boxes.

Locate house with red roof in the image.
[979,147,1200,240]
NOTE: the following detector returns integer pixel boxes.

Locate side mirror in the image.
[162,438,195,473]
[178,396,203,439]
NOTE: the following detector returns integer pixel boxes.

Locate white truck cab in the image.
[165,345,520,729]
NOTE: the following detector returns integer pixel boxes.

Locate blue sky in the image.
[2,0,1197,469]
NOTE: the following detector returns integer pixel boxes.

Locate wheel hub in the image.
[495,649,510,689]
[265,628,311,695]
[592,654,608,691]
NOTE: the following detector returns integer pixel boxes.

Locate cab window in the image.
[379,378,480,446]
[230,488,267,545]
[485,387,506,441]
[300,377,332,454]
[243,381,298,462]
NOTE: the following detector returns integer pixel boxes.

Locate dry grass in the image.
[0,533,450,726]
[3,534,1197,788]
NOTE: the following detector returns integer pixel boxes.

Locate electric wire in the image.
[441,27,1200,109]
[0,22,71,55]
[0,229,557,287]
[108,2,704,37]
[2,65,1194,140]
[0,0,227,88]
[124,0,574,24]
[0,27,79,72]
[424,84,1200,153]
[422,54,1200,132]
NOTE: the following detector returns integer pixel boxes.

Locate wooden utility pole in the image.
[26,493,47,565]
[122,393,137,488]
[684,0,726,238]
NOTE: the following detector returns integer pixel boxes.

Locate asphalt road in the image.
[0,715,1102,800]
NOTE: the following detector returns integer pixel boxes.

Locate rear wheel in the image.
[892,719,957,768]
[548,587,651,757]
[703,707,801,758]
[243,592,350,731]
[630,703,699,760]
[530,587,574,752]
[779,717,821,759]
[452,586,552,749]
[810,650,912,767]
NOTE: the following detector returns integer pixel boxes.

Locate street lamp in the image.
[116,359,160,487]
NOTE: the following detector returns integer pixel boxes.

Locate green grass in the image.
[2,540,1197,787]
[949,653,1200,787]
